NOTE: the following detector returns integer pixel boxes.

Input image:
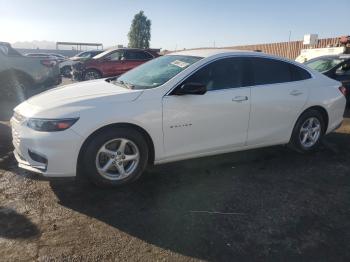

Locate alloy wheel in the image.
[95,138,140,180]
[299,117,321,148]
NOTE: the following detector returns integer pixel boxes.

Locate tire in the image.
[289,109,325,153]
[83,69,101,81]
[61,66,72,78]
[81,127,149,187]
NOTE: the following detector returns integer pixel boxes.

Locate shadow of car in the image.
[49,133,350,261]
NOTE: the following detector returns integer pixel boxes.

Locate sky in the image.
[0,0,349,50]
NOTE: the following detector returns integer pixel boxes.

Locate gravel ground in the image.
[0,84,350,261]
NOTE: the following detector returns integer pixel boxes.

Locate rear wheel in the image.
[81,128,149,187]
[84,69,101,81]
[289,109,325,153]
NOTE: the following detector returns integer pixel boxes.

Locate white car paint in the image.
[58,59,77,69]
[11,49,346,177]
[295,46,346,63]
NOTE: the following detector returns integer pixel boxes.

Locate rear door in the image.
[247,57,311,145]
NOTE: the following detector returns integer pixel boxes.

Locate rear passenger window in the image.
[126,51,153,60]
[251,57,292,85]
[183,57,249,91]
[289,64,312,81]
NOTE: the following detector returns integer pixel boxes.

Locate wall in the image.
[228,37,340,59]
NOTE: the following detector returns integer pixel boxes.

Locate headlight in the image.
[27,118,79,132]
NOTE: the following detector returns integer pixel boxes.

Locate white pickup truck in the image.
[295,46,349,63]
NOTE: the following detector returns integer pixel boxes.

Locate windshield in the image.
[115,55,202,89]
[93,49,113,59]
[305,57,344,73]
[76,51,94,58]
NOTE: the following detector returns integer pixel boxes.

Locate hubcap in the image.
[95,138,140,180]
[299,117,321,148]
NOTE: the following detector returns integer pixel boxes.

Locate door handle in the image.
[232,96,248,102]
[290,90,303,96]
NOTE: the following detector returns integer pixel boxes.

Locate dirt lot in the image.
[1,92,350,261]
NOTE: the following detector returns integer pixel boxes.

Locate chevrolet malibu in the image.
[11,49,346,187]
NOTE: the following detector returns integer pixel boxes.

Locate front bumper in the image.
[11,116,83,177]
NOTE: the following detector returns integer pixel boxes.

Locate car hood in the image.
[15,79,143,118]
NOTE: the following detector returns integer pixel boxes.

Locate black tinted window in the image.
[125,51,153,60]
[183,57,249,91]
[289,64,311,81]
[251,57,292,85]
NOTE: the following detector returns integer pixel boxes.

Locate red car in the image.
[73,48,160,81]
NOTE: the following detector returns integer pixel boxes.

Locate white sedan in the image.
[11,49,347,187]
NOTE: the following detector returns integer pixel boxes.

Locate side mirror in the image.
[174,82,207,95]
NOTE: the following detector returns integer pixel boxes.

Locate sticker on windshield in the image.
[171,60,190,68]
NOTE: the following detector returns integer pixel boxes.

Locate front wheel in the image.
[289,109,325,153]
[81,128,149,187]
[61,66,72,77]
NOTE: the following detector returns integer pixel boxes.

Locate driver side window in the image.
[106,51,123,61]
[183,57,249,91]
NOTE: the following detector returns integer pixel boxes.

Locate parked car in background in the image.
[59,50,103,77]
[304,55,350,103]
[295,36,350,63]
[25,52,66,63]
[11,49,346,187]
[0,42,61,119]
[72,48,160,81]
[24,53,56,59]
[48,53,67,62]
[70,50,104,61]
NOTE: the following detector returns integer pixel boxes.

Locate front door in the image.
[162,57,251,159]
[101,50,124,76]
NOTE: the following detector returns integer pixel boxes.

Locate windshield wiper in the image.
[116,80,135,89]
[107,77,135,89]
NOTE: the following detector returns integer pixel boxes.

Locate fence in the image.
[229,37,340,59]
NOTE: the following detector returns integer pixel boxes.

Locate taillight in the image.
[40,59,57,67]
[339,85,347,97]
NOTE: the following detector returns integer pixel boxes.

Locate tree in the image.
[128,11,151,49]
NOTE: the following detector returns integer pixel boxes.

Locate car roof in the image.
[307,54,350,61]
[105,47,156,53]
[26,53,50,55]
[167,48,255,58]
